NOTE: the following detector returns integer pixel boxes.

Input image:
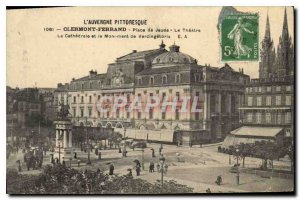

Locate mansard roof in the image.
[72,73,106,82]
[136,65,202,76]
[116,48,167,62]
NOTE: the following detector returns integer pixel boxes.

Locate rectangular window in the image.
[72,107,76,117]
[88,108,92,117]
[138,112,141,119]
[138,78,142,85]
[257,96,262,106]
[266,96,272,106]
[175,109,180,120]
[285,112,291,123]
[249,87,253,92]
[80,108,84,117]
[149,108,154,119]
[247,113,252,122]
[107,111,110,118]
[258,87,262,92]
[162,112,166,120]
[276,86,281,92]
[256,113,262,123]
[89,96,92,103]
[266,113,271,123]
[286,86,291,92]
[127,111,130,119]
[275,96,281,106]
[277,113,282,124]
[162,92,166,101]
[286,95,291,106]
[98,95,101,100]
[81,96,84,103]
[247,96,253,106]
[116,109,120,118]
[267,86,272,92]
[73,96,76,103]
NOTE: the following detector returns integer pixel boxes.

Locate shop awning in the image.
[230,126,283,138]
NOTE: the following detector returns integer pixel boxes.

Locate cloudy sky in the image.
[7,6,294,88]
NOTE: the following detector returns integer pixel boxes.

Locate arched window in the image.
[175,74,181,83]
[150,76,154,85]
[162,75,167,84]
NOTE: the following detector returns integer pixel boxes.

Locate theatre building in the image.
[62,41,249,145]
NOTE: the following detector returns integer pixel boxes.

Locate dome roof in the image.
[152,44,197,66]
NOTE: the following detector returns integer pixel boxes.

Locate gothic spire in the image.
[282,7,289,41]
[264,13,271,40]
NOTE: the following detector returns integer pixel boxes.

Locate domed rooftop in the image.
[152,43,197,66]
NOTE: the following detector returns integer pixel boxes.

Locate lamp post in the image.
[235,148,240,185]
[57,136,62,164]
[159,155,166,187]
[141,147,145,170]
[86,126,91,165]
[122,127,126,157]
[123,127,126,138]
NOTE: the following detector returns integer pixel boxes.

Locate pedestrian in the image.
[74,152,77,159]
[164,163,168,174]
[149,161,155,173]
[159,147,162,155]
[127,169,133,177]
[95,148,99,155]
[96,168,101,174]
[151,148,155,157]
[156,163,160,172]
[109,163,114,175]
[206,188,211,193]
[136,162,141,176]
[98,152,102,160]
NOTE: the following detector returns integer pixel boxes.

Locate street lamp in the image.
[86,126,91,165]
[159,155,166,187]
[57,136,62,164]
[141,147,145,170]
[234,148,241,185]
[123,127,126,139]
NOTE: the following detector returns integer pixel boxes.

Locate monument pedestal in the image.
[54,120,74,163]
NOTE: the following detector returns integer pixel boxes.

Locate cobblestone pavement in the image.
[7,142,294,193]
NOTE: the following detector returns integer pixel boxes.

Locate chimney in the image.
[132,50,137,53]
[89,70,97,78]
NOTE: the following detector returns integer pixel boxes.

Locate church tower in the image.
[276,8,294,77]
[259,14,276,78]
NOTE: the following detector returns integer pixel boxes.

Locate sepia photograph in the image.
[5,6,295,195]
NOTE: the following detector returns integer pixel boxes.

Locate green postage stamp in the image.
[221,14,259,61]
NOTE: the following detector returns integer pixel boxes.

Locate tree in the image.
[7,165,194,194]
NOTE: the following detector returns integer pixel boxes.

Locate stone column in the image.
[216,93,222,139]
[69,130,72,148]
[63,130,67,148]
[227,94,232,114]
[203,93,210,130]
[56,129,59,147]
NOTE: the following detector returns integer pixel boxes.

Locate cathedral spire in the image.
[264,13,271,40]
[282,7,289,41]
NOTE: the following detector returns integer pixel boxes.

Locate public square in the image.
[7,141,294,193]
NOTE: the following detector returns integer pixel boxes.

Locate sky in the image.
[6,6,294,88]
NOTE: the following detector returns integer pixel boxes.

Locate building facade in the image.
[239,10,294,142]
[60,41,249,145]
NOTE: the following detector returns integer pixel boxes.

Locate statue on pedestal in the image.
[57,103,71,121]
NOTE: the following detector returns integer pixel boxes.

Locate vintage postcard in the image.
[6,6,294,194]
